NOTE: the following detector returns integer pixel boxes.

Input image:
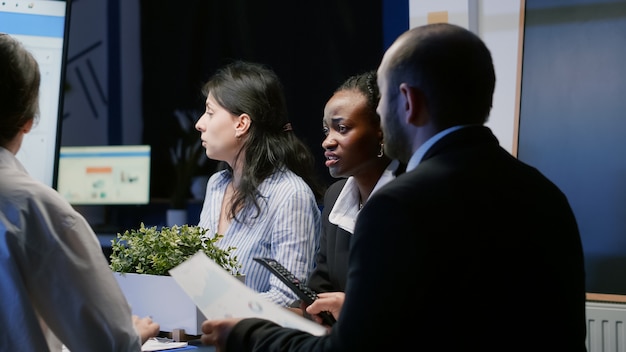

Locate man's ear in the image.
[22,118,34,134]
[234,113,251,138]
[399,83,428,127]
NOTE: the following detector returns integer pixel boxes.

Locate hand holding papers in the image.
[168,251,327,336]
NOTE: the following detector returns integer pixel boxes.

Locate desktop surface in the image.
[187,339,215,351]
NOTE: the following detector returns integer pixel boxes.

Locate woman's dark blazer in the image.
[307,178,351,293]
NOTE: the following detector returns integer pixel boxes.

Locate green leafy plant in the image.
[110,223,241,276]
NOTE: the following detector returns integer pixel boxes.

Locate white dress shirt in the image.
[328,159,401,234]
[0,147,142,351]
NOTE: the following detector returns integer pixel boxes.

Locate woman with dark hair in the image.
[195,60,324,306]
[0,33,159,351]
[291,70,404,324]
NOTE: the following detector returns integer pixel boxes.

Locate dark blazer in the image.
[307,178,351,293]
[308,161,405,295]
[226,126,587,351]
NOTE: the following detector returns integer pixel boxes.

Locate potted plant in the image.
[109,223,242,335]
[167,108,208,226]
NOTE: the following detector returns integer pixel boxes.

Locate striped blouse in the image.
[198,168,321,306]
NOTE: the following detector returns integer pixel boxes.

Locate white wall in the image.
[409,0,522,155]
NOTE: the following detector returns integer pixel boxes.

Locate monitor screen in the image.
[56,145,151,205]
[0,0,71,187]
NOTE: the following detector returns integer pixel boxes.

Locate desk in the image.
[187,339,215,351]
[144,339,214,351]
[154,334,216,351]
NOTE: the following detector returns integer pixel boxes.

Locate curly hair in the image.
[335,70,380,126]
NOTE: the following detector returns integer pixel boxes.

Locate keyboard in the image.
[253,257,336,326]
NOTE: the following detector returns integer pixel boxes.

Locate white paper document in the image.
[169,251,327,336]
[141,338,187,351]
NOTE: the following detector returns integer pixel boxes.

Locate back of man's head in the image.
[389,23,496,129]
[0,34,41,146]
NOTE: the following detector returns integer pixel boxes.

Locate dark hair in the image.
[202,61,324,221]
[335,70,380,125]
[388,23,495,129]
[0,34,41,146]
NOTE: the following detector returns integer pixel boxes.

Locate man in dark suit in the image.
[199,23,587,351]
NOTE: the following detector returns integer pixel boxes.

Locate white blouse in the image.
[328,159,401,234]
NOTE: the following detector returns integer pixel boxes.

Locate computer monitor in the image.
[56,145,151,205]
[0,0,72,187]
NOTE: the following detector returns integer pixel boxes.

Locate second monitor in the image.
[56,145,151,205]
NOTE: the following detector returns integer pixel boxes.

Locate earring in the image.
[377,143,384,158]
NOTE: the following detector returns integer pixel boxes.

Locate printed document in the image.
[169,251,327,336]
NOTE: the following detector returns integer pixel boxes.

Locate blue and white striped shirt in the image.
[198,168,321,306]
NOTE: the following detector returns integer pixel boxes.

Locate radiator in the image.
[586,301,626,352]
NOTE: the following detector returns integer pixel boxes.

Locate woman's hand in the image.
[306,292,345,327]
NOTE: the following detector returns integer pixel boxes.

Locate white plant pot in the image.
[114,272,204,335]
[114,272,245,336]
